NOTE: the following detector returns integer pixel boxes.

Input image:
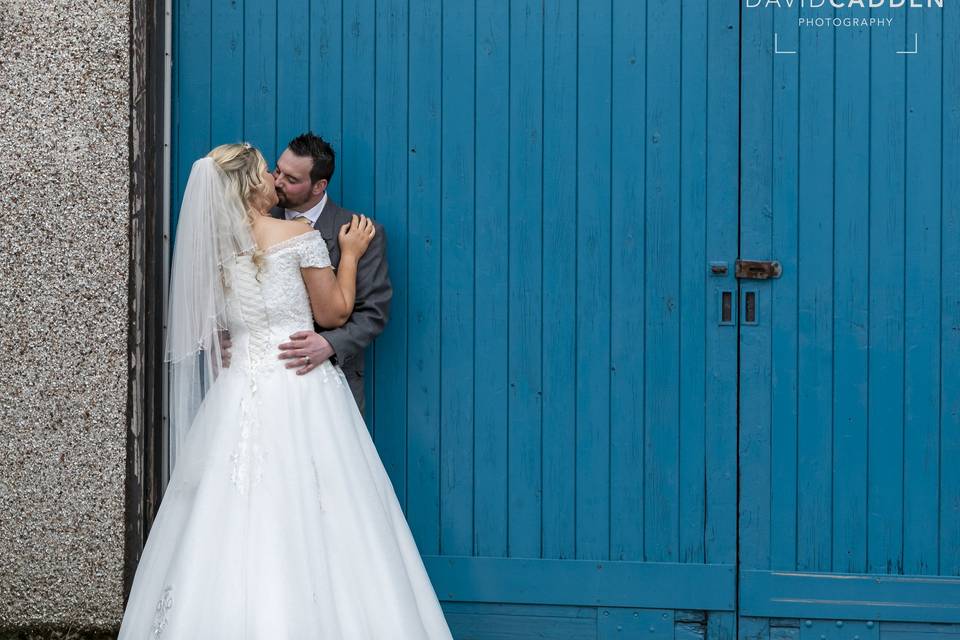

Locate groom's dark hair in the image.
[287,132,335,184]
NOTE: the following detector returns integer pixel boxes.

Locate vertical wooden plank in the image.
[173,0,211,235]
[644,0,681,564]
[244,0,277,159]
[705,0,740,574]
[795,4,835,574]
[677,0,708,566]
[172,0,182,230]
[341,0,375,216]
[308,0,342,200]
[540,0,576,562]
[341,0,376,424]
[474,0,509,559]
[275,0,309,151]
[739,0,774,574]
[868,4,906,576]
[903,4,943,577]
[507,0,543,559]
[373,0,409,509]
[832,4,871,576]
[406,0,442,555]
[211,0,243,146]
[739,617,771,640]
[709,611,737,640]
[172,0,179,218]
[769,0,799,573]
[940,0,960,578]
[576,0,611,561]
[439,0,475,557]
[610,0,645,562]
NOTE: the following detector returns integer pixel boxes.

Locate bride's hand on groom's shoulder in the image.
[339,214,376,261]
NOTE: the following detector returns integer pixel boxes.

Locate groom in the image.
[272,132,392,414]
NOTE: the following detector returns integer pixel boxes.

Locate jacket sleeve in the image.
[319,222,392,366]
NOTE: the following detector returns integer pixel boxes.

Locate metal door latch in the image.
[735,259,781,279]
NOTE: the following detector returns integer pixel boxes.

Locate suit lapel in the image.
[317,197,342,265]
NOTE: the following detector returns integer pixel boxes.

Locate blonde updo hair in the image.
[207,142,271,221]
[207,142,272,273]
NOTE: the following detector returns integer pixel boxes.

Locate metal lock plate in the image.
[735,259,782,279]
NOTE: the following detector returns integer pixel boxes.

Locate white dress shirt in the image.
[284,192,328,226]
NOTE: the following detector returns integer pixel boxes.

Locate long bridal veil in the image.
[165,156,255,471]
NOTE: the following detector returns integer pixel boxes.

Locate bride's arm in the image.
[302,257,358,328]
[302,215,375,328]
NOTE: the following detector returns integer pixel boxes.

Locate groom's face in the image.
[273,149,325,210]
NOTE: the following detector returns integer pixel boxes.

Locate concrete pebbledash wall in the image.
[0,0,130,634]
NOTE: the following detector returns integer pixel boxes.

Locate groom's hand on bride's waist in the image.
[278,331,335,376]
[217,331,232,369]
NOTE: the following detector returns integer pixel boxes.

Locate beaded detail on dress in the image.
[151,586,173,637]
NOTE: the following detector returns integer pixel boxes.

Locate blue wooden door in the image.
[172,0,742,636]
[173,0,960,637]
[738,2,960,638]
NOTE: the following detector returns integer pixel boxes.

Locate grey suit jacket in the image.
[271,200,392,414]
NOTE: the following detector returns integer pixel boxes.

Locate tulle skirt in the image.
[117,357,454,639]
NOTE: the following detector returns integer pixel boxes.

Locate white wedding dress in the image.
[118,230,454,639]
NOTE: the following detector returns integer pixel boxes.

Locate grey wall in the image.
[0,0,130,632]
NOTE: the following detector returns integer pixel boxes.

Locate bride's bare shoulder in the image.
[254,217,315,249]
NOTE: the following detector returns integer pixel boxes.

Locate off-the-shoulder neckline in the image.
[259,230,321,256]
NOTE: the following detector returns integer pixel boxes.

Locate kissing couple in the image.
[117,133,454,639]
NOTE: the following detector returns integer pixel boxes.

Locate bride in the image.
[118,143,454,639]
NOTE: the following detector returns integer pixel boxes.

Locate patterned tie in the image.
[293,215,313,227]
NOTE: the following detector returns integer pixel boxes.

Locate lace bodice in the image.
[221,231,331,370]
[215,230,339,498]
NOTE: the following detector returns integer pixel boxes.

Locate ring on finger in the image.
[304,355,311,366]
